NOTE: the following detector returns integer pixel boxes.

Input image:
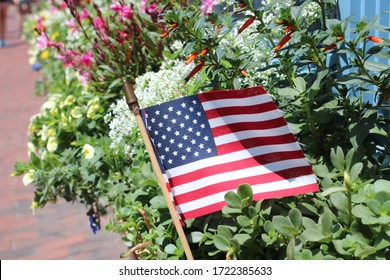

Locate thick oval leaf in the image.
[287,238,295,260]
[352,205,372,219]
[187,231,204,243]
[374,191,390,204]
[319,208,333,236]
[213,235,231,251]
[330,192,348,213]
[349,163,363,182]
[150,196,167,209]
[330,147,345,172]
[217,225,233,239]
[234,233,253,245]
[368,200,382,215]
[294,77,306,93]
[237,184,253,201]
[164,244,178,255]
[289,208,302,230]
[302,228,325,242]
[373,180,390,193]
[320,186,346,197]
[224,191,241,209]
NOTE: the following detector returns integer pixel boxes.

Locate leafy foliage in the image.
[15,0,390,259]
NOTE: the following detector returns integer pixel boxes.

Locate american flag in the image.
[140,86,318,220]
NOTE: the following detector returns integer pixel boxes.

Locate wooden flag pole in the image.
[123,80,194,260]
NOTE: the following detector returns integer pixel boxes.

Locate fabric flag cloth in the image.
[140,86,318,220]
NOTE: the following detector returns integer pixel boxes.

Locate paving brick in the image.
[0,6,126,260]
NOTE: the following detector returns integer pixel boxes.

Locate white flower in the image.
[47,137,58,152]
[82,144,95,159]
[104,60,203,155]
[27,142,37,154]
[22,170,35,186]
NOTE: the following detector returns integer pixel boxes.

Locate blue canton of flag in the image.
[142,95,217,170]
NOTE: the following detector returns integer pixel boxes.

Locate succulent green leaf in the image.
[224,191,241,209]
[288,208,302,229]
[213,235,231,251]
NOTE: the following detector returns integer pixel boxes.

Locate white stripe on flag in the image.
[214,125,292,145]
[208,109,283,127]
[176,174,317,214]
[171,158,311,196]
[201,94,271,110]
[166,142,303,177]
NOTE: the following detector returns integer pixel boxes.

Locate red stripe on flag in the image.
[205,101,277,119]
[216,134,298,154]
[198,86,267,102]
[180,201,227,220]
[173,166,314,204]
[169,150,306,186]
[211,117,288,137]
[180,182,318,220]
[252,183,319,201]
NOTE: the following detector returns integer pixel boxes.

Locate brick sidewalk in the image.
[0,5,126,259]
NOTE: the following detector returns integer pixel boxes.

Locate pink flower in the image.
[36,33,49,49]
[200,0,220,14]
[110,2,122,13]
[80,51,93,67]
[50,5,58,13]
[65,19,78,34]
[110,2,133,20]
[121,6,133,19]
[59,2,67,10]
[57,50,76,67]
[79,8,90,20]
[93,17,105,32]
[36,33,61,49]
[35,18,45,31]
[79,72,89,86]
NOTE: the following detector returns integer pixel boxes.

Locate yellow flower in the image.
[87,103,100,119]
[87,97,100,107]
[39,50,50,60]
[50,31,60,40]
[64,95,76,106]
[41,100,56,111]
[22,170,35,186]
[71,106,83,119]
[50,107,59,116]
[31,200,39,215]
[47,137,58,152]
[82,144,95,159]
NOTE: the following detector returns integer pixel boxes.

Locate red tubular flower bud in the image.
[275,19,286,25]
[283,24,294,33]
[161,31,169,38]
[368,36,384,43]
[274,32,293,53]
[185,61,205,82]
[337,36,344,41]
[199,48,208,56]
[169,23,178,30]
[239,69,249,77]
[238,3,246,8]
[322,43,337,52]
[185,52,198,64]
[238,16,256,34]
